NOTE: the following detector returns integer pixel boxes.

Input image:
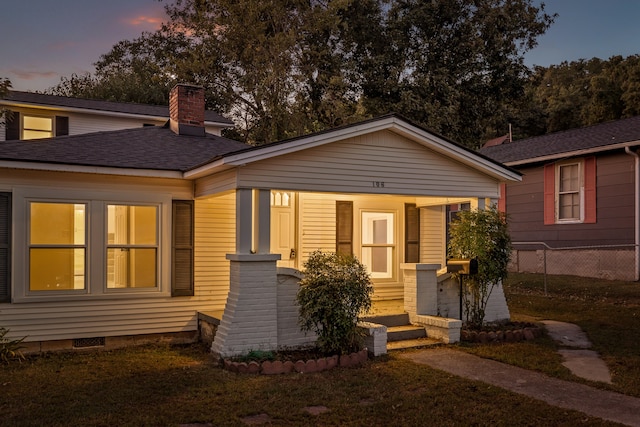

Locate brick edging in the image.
[460,326,543,343]
[223,349,369,375]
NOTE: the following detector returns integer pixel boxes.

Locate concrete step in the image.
[387,325,427,342]
[361,313,409,328]
[387,337,443,351]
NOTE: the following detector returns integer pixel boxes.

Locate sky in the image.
[1,0,639,93]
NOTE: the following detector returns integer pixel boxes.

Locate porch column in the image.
[212,188,281,358]
[401,263,440,323]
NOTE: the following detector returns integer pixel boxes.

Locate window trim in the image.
[555,160,583,223]
[22,114,54,140]
[12,187,171,303]
[544,157,597,225]
[358,208,398,282]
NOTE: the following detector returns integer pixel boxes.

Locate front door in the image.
[270,191,296,268]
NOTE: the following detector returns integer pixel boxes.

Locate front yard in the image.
[1,272,638,426]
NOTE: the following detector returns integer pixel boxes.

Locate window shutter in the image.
[172,200,194,296]
[543,163,556,225]
[336,201,353,256]
[498,183,507,214]
[55,116,69,136]
[5,111,20,140]
[0,193,10,302]
[405,203,420,263]
[584,156,597,223]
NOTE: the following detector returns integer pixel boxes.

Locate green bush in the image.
[448,206,511,329]
[1,327,26,364]
[297,251,373,355]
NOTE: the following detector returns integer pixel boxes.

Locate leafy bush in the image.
[448,206,511,329]
[297,251,373,355]
[1,327,26,364]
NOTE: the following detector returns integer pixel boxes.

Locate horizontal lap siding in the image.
[420,206,445,266]
[238,131,499,197]
[507,153,635,246]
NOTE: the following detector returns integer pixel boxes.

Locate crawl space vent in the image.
[73,337,106,348]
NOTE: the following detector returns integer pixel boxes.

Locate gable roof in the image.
[480,116,640,166]
[1,90,233,126]
[0,125,249,176]
[185,113,521,182]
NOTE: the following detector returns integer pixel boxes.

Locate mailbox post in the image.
[446,258,479,321]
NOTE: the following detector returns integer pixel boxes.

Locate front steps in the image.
[362,313,441,350]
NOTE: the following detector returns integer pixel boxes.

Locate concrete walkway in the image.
[401,348,640,426]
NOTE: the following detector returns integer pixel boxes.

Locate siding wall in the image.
[507,152,635,246]
[420,206,446,266]
[0,170,234,342]
[237,131,500,198]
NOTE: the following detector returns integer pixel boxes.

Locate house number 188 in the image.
[372,181,385,188]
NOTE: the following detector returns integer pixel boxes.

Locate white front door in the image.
[270,191,296,268]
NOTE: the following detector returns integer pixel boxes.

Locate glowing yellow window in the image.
[23,116,53,140]
[361,211,395,279]
[29,202,86,291]
[107,205,158,289]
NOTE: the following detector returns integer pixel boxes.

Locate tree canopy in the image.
[48,0,555,146]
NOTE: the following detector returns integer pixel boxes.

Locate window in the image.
[23,115,53,139]
[107,205,158,289]
[361,211,395,279]
[543,157,596,225]
[29,202,86,292]
[558,163,580,220]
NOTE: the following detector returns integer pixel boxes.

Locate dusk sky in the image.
[1,0,639,93]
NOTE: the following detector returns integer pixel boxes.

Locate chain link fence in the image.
[510,242,638,292]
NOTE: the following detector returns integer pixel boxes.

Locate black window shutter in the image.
[172,200,194,296]
[55,116,69,136]
[0,192,11,302]
[5,111,20,140]
[405,203,420,263]
[336,201,353,256]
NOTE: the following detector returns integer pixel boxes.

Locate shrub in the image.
[448,206,511,329]
[0,327,26,364]
[297,251,373,355]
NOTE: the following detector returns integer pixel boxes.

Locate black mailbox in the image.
[446,258,478,275]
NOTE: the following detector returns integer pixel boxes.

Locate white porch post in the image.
[212,188,281,358]
[401,263,440,321]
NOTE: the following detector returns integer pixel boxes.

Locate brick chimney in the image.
[169,84,205,136]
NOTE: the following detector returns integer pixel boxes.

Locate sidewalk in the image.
[401,348,640,427]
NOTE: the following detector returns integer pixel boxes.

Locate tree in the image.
[0,77,11,126]
[49,0,555,147]
[448,206,511,329]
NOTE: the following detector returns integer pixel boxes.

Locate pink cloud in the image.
[9,69,59,80]
[125,15,163,29]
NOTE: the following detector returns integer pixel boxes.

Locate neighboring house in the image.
[480,117,640,281]
[0,90,233,140]
[0,84,520,357]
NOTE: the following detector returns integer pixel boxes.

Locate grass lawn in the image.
[1,272,638,426]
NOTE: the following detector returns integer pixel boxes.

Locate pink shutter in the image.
[584,157,597,223]
[498,183,507,213]
[543,163,555,225]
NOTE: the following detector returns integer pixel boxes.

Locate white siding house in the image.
[0,85,520,357]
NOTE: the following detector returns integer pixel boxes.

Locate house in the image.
[0,84,520,357]
[0,90,233,140]
[480,117,640,281]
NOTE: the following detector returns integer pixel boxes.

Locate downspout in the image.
[624,147,640,281]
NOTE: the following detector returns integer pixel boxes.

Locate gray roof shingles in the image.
[3,91,233,125]
[480,116,640,164]
[0,126,250,172]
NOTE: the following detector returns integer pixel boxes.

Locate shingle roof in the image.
[2,91,233,125]
[480,116,640,164]
[0,126,249,171]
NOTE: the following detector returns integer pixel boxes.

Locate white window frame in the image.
[12,187,170,303]
[555,160,584,223]
[22,115,54,140]
[358,208,397,281]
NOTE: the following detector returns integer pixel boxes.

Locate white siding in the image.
[194,170,238,198]
[237,131,500,198]
[420,206,446,266]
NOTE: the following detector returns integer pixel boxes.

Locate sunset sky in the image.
[1,0,639,92]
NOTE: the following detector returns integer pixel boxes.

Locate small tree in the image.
[448,206,511,329]
[297,251,373,355]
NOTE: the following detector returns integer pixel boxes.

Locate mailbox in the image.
[446,258,478,275]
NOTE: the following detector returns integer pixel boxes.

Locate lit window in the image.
[557,163,580,221]
[361,212,395,279]
[29,202,86,291]
[23,116,53,140]
[107,205,158,289]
